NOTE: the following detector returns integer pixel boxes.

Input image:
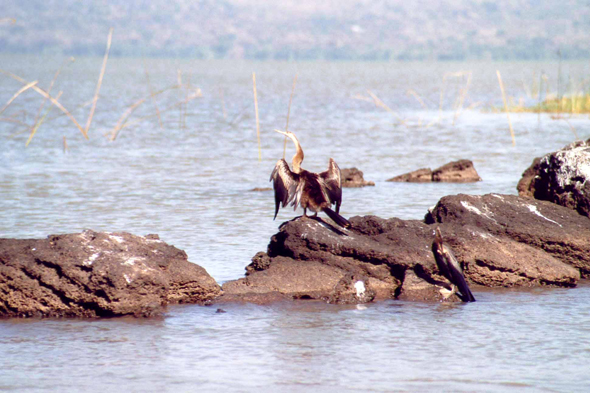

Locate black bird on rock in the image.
[432,227,476,302]
[270,129,350,228]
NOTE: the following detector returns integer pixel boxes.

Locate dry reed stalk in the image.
[283,74,298,159]
[253,72,261,161]
[177,69,183,129]
[0,18,16,24]
[109,84,181,140]
[182,72,191,129]
[0,69,88,138]
[144,58,163,129]
[26,90,62,147]
[496,70,515,146]
[30,57,75,134]
[352,94,374,103]
[113,92,201,134]
[63,136,68,153]
[0,80,38,115]
[406,89,427,108]
[562,118,579,139]
[453,72,472,125]
[367,90,404,123]
[0,117,27,126]
[84,27,113,135]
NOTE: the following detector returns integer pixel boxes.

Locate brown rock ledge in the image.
[388,159,482,183]
[0,230,220,318]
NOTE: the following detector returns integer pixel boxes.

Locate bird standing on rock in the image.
[432,227,476,302]
[270,129,350,228]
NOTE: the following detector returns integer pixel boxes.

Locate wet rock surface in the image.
[426,193,589,279]
[222,193,586,304]
[341,167,375,187]
[0,230,220,318]
[517,138,590,218]
[388,159,481,183]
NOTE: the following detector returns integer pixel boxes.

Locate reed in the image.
[85,27,113,135]
[112,90,201,134]
[453,71,472,125]
[219,87,228,121]
[496,70,516,146]
[0,69,88,138]
[0,80,38,115]
[367,90,404,123]
[109,84,180,141]
[143,58,163,129]
[26,91,62,147]
[63,136,68,153]
[31,57,75,135]
[283,74,298,159]
[177,69,183,129]
[406,89,427,108]
[253,72,261,161]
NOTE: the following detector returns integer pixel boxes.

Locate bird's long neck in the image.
[289,134,304,174]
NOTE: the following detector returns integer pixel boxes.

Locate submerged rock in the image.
[517,138,590,218]
[0,230,220,318]
[388,159,481,183]
[222,193,586,305]
[341,167,375,187]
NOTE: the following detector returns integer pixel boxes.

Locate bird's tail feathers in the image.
[323,207,351,228]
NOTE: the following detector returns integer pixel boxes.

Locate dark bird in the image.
[270,129,350,228]
[432,227,476,302]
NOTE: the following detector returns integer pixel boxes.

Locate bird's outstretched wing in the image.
[441,245,476,302]
[319,158,342,213]
[270,159,299,219]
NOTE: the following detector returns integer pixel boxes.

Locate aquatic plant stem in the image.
[283,74,298,159]
[496,70,515,146]
[85,27,113,135]
[253,72,261,161]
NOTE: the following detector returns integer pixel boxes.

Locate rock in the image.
[387,168,433,183]
[517,138,590,218]
[223,193,587,305]
[432,159,482,182]
[388,159,481,183]
[340,167,375,187]
[221,216,461,304]
[426,193,589,279]
[0,230,221,318]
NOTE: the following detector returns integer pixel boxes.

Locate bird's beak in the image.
[274,129,288,136]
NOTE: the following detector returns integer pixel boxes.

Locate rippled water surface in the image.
[1,56,590,391]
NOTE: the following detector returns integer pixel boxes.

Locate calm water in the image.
[1,55,590,391]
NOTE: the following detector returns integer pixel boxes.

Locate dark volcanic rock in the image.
[221,216,464,303]
[0,230,221,318]
[517,138,590,218]
[223,193,586,305]
[388,159,481,183]
[387,168,433,183]
[426,193,588,279]
[432,159,482,182]
[341,167,375,187]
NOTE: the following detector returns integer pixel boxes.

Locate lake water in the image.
[1,55,590,391]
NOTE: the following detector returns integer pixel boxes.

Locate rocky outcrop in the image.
[341,167,375,187]
[222,193,586,304]
[388,159,481,183]
[425,193,589,278]
[517,138,590,218]
[0,230,220,318]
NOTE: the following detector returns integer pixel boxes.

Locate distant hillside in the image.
[1,0,589,60]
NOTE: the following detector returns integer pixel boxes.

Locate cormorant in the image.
[270,130,350,228]
[432,227,476,302]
